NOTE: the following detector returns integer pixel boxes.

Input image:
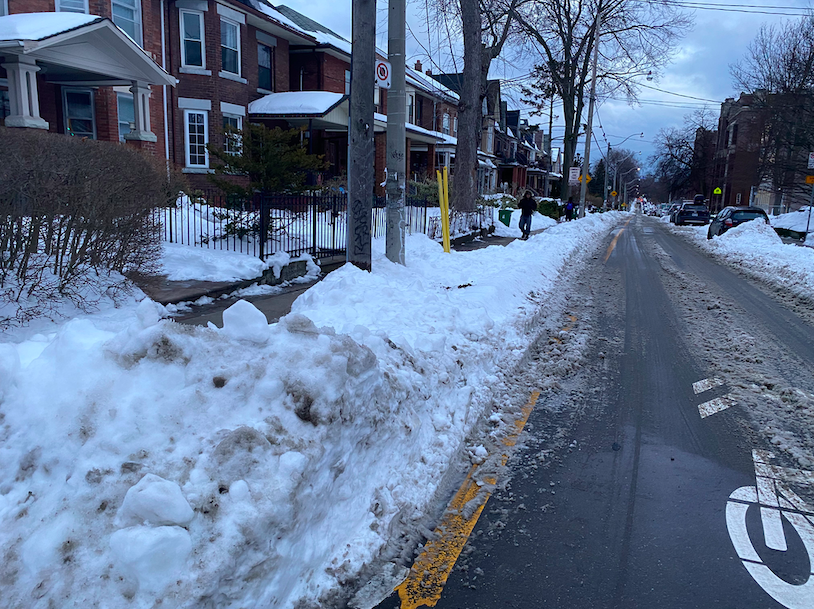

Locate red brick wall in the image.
[322,54,349,94]
[8,0,53,12]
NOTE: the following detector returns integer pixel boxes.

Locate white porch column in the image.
[1,55,49,129]
[124,80,157,143]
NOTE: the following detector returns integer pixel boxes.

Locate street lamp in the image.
[623,177,640,209]
[615,165,639,207]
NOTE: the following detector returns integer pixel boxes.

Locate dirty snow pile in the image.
[0,212,626,609]
[676,219,814,298]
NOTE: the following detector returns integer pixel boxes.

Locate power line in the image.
[638,0,811,16]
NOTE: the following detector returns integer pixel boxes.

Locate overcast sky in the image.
[279,0,812,171]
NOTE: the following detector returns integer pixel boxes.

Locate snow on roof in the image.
[405,66,459,102]
[0,12,101,41]
[248,91,345,115]
[273,4,351,54]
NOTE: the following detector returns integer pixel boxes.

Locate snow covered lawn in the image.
[0,212,627,608]
[669,219,814,299]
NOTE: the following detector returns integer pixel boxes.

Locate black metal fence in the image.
[155,191,493,260]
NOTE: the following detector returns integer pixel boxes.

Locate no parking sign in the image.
[375,60,391,89]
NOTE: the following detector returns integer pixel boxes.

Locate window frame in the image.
[257,42,274,92]
[184,109,209,168]
[222,113,242,155]
[62,88,96,139]
[442,112,450,135]
[111,0,142,47]
[220,17,241,76]
[116,92,135,142]
[56,0,88,12]
[0,0,8,16]
[180,9,206,69]
[344,70,351,94]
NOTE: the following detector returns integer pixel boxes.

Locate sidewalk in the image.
[134,227,545,326]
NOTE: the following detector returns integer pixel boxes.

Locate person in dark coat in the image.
[518,191,537,240]
[564,197,575,221]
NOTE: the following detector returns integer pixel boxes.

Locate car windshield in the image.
[682,205,707,211]
[732,211,766,221]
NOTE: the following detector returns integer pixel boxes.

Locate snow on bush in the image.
[0,213,627,608]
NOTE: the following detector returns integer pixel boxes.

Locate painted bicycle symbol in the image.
[726,450,814,608]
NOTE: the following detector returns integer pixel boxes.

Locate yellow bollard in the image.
[441,167,451,253]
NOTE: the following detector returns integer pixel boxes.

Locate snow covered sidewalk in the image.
[0,211,627,609]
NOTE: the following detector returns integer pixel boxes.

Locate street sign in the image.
[806,175,814,184]
[578,174,592,183]
[568,167,580,185]
[611,190,617,197]
[808,151,814,169]
[375,60,391,89]
[713,187,723,195]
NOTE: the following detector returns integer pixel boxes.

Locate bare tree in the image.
[731,16,814,211]
[515,0,690,199]
[650,109,716,202]
[428,0,522,210]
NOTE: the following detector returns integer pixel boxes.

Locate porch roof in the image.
[248,91,349,130]
[0,13,175,87]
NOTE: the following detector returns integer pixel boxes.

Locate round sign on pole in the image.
[375,60,391,89]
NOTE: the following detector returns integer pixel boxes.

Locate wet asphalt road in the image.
[375,215,814,609]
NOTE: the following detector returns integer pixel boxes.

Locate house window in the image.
[415,98,422,125]
[407,92,415,124]
[112,0,142,46]
[0,0,7,16]
[184,109,208,167]
[221,19,240,75]
[453,116,458,136]
[57,0,88,12]
[180,10,205,68]
[373,86,380,113]
[0,89,9,121]
[442,113,450,135]
[222,114,242,154]
[63,89,95,139]
[258,43,273,91]
[117,92,134,141]
[487,125,494,153]
[344,70,351,94]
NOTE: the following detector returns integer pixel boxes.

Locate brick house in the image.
[0,2,472,195]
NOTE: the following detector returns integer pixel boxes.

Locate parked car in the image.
[667,203,681,222]
[674,202,711,225]
[707,206,770,239]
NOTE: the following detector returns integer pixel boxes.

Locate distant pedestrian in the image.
[518,191,537,240]
[565,197,575,221]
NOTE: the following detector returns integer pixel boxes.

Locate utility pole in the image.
[347,0,376,271]
[603,142,610,208]
[385,0,406,264]
[578,10,601,218]
[544,96,554,198]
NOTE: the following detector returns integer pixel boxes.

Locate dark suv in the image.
[707,206,770,239]
[674,202,711,225]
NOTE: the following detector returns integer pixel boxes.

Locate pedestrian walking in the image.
[518,191,537,240]
[564,197,575,221]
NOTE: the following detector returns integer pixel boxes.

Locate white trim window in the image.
[0,0,7,16]
[407,92,415,124]
[116,92,135,141]
[57,0,88,12]
[453,116,458,137]
[442,112,450,135]
[344,70,351,94]
[222,114,242,155]
[112,0,142,46]
[63,89,96,139]
[180,10,205,68]
[220,18,240,75]
[184,109,209,168]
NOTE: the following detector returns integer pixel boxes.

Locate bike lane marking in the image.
[727,450,814,609]
[603,217,634,263]
[698,396,737,418]
[393,390,540,609]
[693,377,724,394]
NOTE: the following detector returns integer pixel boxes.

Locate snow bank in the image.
[678,219,814,298]
[0,212,627,608]
[771,206,814,234]
[161,242,270,282]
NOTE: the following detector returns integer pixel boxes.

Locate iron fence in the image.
[155,190,493,261]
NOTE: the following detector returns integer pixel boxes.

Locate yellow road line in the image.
[394,390,541,609]
[603,217,633,263]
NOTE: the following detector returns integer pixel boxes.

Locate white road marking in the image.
[693,377,724,394]
[698,395,736,418]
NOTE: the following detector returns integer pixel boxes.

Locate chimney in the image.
[426,68,432,76]
[414,60,422,72]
